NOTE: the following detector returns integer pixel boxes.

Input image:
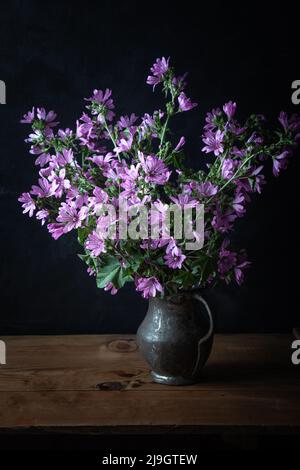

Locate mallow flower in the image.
[85,231,106,257]
[146,57,169,89]
[18,192,36,217]
[164,249,186,269]
[136,277,164,298]
[178,92,198,112]
[56,202,88,232]
[138,152,171,184]
[202,129,224,156]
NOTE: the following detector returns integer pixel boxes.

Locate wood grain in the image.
[0,334,299,431]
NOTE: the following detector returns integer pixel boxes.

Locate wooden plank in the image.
[0,335,297,392]
[0,334,299,430]
[0,335,142,369]
[0,365,298,392]
[0,334,293,369]
[0,389,299,429]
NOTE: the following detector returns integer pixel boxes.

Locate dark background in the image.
[0,0,298,334]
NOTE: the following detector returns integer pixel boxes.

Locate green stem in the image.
[104,119,120,161]
[206,153,257,203]
[160,114,170,151]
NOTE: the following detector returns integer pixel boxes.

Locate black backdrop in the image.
[0,0,299,334]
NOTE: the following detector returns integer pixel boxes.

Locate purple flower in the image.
[91,186,109,202]
[120,163,140,187]
[55,149,74,167]
[26,129,44,144]
[31,178,58,198]
[232,192,245,216]
[223,101,236,120]
[231,147,246,158]
[221,158,238,180]
[39,162,56,179]
[289,113,300,132]
[178,92,197,112]
[36,209,49,225]
[20,107,35,124]
[90,153,115,174]
[36,108,58,127]
[278,111,289,131]
[117,114,138,129]
[234,251,251,285]
[218,239,237,277]
[88,188,109,215]
[86,88,113,106]
[234,179,251,204]
[273,150,289,176]
[85,231,106,256]
[218,241,251,285]
[228,122,246,136]
[204,108,222,131]
[212,205,237,233]
[147,57,169,89]
[174,136,185,151]
[139,112,159,138]
[138,152,171,184]
[135,276,164,298]
[57,202,88,232]
[246,132,263,147]
[146,75,161,89]
[196,182,218,197]
[170,193,198,208]
[250,166,266,193]
[202,129,224,156]
[278,111,300,132]
[47,222,65,240]
[87,267,96,277]
[49,168,71,198]
[104,282,118,295]
[151,57,169,77]
[18,192,36,217]
[57,128,73,140]
[164,248,186,269]
[76,113,95,140]
[149,201,169,231]
[85,88,115,122]
[114,134,133,154]
[35,152,51,167]
[172,73,188,91]
[71,193,89,209]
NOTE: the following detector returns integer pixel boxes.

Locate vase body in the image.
[136,292,214,385]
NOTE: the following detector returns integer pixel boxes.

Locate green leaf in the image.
[96,265,120,289]
[96,256,121,289]
[96,257,132,290]
[77,227,90,246]
[78,253,89,262]
[116,270,133,289]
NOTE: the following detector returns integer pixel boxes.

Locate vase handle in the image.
[191,294,214,376]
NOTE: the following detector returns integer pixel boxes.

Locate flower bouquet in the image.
[19,58,299,383]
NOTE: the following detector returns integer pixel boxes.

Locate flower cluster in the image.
[19,58,300,298]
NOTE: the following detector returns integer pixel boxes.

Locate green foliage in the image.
[77,227,90,246]
[96,256,132,289]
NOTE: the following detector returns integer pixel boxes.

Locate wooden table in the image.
[0,334,299,436]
